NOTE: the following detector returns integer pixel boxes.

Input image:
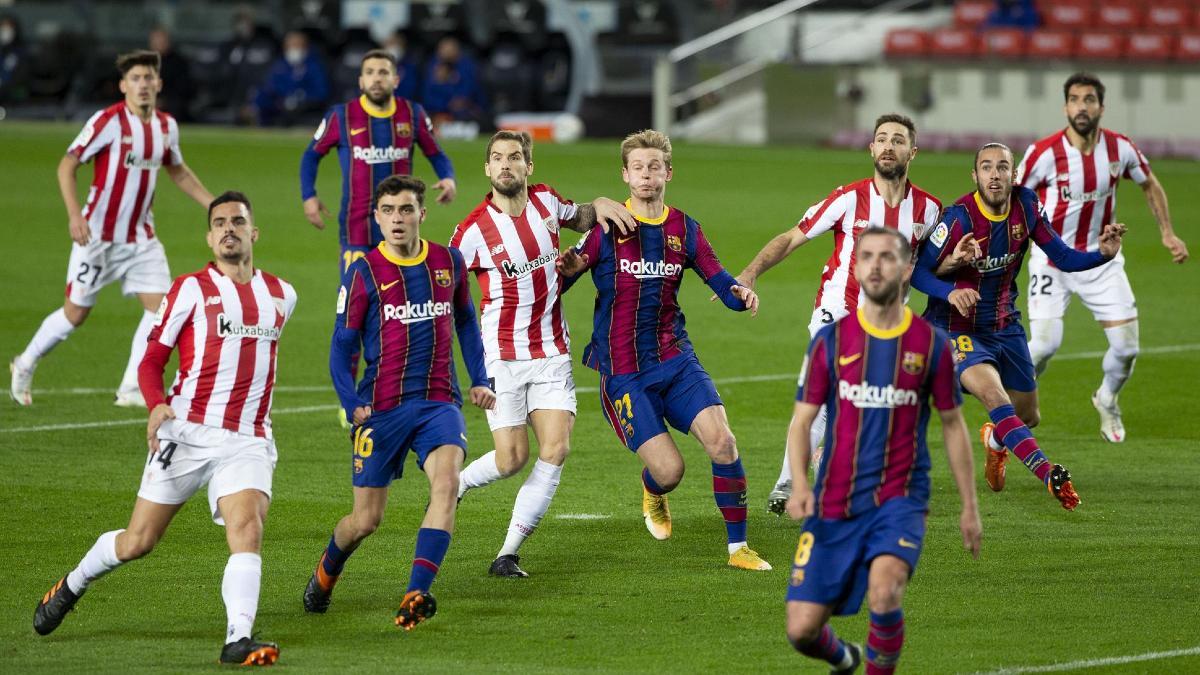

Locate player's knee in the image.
[1019,408,1041,429]
[538,441,570,466]
[786,620,824,650]
[704,430,738,463]
[495,450,528,478]
[350,511,383,540]
[868,583,905,614]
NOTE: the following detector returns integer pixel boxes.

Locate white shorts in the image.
[138,419,277,525]
[807,305,850,338]
[485,353,577,430]
[1026,250,1137,323]
[65,238,172,307]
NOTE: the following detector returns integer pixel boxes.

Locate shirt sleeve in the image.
[413,103,452,176]
[911,211,964,301]
[1015,142,1046,188]
[798,331,832,406]
[448,223,483,270]
[928,330,963,411]
[147,276,198,349]
[545,185,578,228]
[1029,194,1109,271]
[337,262,371,331]
[67,109,118,164]
[687,219,745,310]
[163,117,183,167]
[796,188,848,239]
[1118,136,1152,185]
[450,248,489,388]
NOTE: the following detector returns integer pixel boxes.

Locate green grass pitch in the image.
[1,121,1198,673]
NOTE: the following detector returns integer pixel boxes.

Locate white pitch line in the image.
[976,645,1200,674]
[9,344,1199,435]
[554,513,611,520]
[31,384,333,395]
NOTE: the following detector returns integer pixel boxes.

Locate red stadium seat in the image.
[1175,33,1200,62]
[1026,30,1076,60]
[1125,32,1172,62]
[884,29,931,58]
[1040,0,1093,30]
[982,29,1027,59]
[929,28,980,58]
[1076,31,1124,60]
[953,0,993,28]
[1096,1,1143,30]
[1144,2,1190,30]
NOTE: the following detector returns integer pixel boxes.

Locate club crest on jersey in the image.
[1010,220,1025,241]
[336,285,347,313]
[902,351,925,375]
[1108,161,1120,177]
[396,122,412,137]
[434,268,452,287]
[666,234,682,252]
[153,297,169,326]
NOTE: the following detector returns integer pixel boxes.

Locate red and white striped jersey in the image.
[149,264,297,439]
[450,184,576,361]
[1017,128,1151,252]
[797,178,942,315]
[67,102,183,244]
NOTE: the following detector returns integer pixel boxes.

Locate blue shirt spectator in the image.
[252,30,331,126]
[421,36,488,125]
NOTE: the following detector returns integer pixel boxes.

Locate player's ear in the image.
[250,226,259,244]
[419,206,427,223]
[621,165,630,184]
[664,164,673,182]
[527,161,533,177]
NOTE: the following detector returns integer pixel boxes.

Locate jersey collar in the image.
[377,240,427,266]
[973,191,1009,222]
[624,199,668,224]
[857,306,912,339]
[359,94,397,119]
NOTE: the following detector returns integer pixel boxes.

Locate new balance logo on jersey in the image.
[123,151,161,170]
[1060,185,1114,203]
[500,251,556,279]
[490,243,506,256]
[352,146,411,164]
[206,296,222,306]
[382,300,453,324]
[838,380,918,408]
[619,259,682,279]
[216,314,281,340]
[972,252,1018,273]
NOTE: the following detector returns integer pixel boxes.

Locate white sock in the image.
[727,541,747,555]
[1099,322,1139,404]
[499,459,562,557]
[458,449,503,498]
[222,552,262,644]
[118,310,157,391]
[18,308,77,370]
[1028,318,1064,377]
[987,428,1005,451]
[774,414,793,488]
[809,405,827,463]
[66,529,124,594]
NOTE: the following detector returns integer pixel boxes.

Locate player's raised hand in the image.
[146,403,176,454]
[948,233,982,268]
[556,249,589,277]
[1163,232,1189,264]
[303,196,330,230]
[1098,222,1127,258]
[947,288,980,317]
[730,285,759,316]
[592,197,638,235]
[69,213,90,245]
[785,482,814,520]
[433,177,457,204]
[469,386,496,410]
[960,507,982,560]
[351,405,373,426]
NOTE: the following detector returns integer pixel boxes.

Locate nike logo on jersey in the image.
[898,537,920,549]
[838,353,861,366]
[350,127,366,136]
[617,235,636,244]
[380,280,400,291]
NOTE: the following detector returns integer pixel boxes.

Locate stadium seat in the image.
[1076,32,1124,60]
[982,29,1027,59]
[1096,1,1143,30]
[883,29,930,58]
[1026,30,1076,60]
[1144,1,1191,31]
[1125,32,1172,62]
[953,0,993,28]
[1174,33,1200,62]
[929,28,980,58]
[1040,0,1093,30]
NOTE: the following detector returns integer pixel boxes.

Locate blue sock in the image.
[712,459,748,544]
[642,467,670,495]
[318,535,352,589]
[406,528,452,593]
[989,404,1052,484]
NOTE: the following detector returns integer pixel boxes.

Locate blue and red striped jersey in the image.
[800,308,961,519]
[566,203,745,375]
[915,186,1107,333]
[336,240,487,412]
[302,95,450,247]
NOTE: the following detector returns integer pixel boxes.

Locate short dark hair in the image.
[974,141,1012,167]
[1064,72,1105,105]
[486,130,533,165]
[874,113,916,144]
[854,225,911,260]
[361,49,397,69]
[375,174,426,207]
[208,191,253,225]
[116,50,161,76]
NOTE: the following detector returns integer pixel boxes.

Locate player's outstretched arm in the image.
[785,401,820,520]
[165,163,215,209]
[1033,212,1115,272]
[735,228,809,290]
[57,153,89,245]
[569,197,638,235]
[1140,174,1188,263]
[938,406,982,559]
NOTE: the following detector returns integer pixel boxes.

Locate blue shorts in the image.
[949,322,1037,392]
[786,497,927,616]
[598,352,723,452]
[351,400,468,488]
[341,244,371,274]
